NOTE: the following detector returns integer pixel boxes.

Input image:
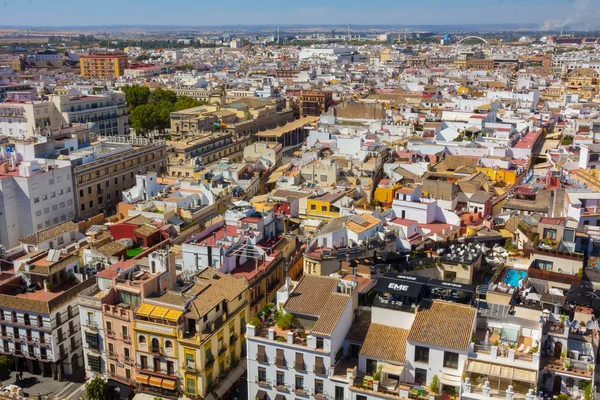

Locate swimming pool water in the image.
[503,269,527,287]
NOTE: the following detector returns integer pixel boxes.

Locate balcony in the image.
[123,356,134,365]
[108,352,119,360]
[251,292,265,307]
[83,321,99,330]
[266,279,280,294]
[106,330,116,339]
[545,357,593,378]
[150,346,163,355]
[182,363,198,374]
[122,334,131,343]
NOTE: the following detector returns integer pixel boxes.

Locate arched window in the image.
[138,335,146,344]
[151,338,160,349]
[165,340,173,349]
[55,312,61,325]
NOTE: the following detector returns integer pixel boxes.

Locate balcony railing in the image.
[122,334,131,343]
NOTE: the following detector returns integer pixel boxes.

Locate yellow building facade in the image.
[476,167,518,186]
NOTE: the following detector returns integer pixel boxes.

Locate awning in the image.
[148,376,163,387]
[215,378,232,399]
[440,373,462,386]
[427,279,475,293]
[162,379,177,390]
[526,292,542,301]
[256,390,267,400]
[467,361,491,375]
[381,363,405,376]
[135,374,150,384]
[149,306,169,319]
[227,360,247,386]
[275,395,286,400]
[165,309,183,322]
[374,277,423,298]
[513,368,537,384]
[136,303,154,317]
[467,361,536,384]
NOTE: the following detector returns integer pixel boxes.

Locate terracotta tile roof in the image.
[20,221,79,245]
[125,215,152,226]
[134,224,159,237]
[407,299,476,351]
[284,275,351,337]
[189,269,248,318]
[98,241,127,257]
[346,213,381,234]
[345,309,371,343]
[360,323,409,363]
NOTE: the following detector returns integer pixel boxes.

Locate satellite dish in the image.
[586,320,594,330]
[571,320,578,329]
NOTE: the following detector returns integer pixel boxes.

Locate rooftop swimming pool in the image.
[503,269,527,288]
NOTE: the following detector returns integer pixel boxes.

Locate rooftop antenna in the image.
[277,27,280,45]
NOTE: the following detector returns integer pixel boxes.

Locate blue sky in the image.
[0,0,595,28]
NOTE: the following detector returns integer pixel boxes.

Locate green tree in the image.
[174,96,207,111]
[149,88,177,106]
[121,85,151,111]
[130,104,159,135]
[85,376,108,400]
[0,355,12,373]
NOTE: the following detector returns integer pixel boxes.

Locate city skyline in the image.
[0,0,599,29]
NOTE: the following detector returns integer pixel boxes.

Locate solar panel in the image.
[46,249,61,262]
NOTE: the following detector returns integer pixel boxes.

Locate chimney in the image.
[283,218,289,235]
[255,257,260,271]
[42,279,48,292]
[353,266,357,283]
[285,277,291,293]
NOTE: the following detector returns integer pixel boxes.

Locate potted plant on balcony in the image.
[373,365,382,392]
[429,375,440,399]
[563,358,572,371]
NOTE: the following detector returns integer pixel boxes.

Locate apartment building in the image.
[72,141,167,218]
[0,251,95,380]
[246,275,357,400]
[79,251,177,383]
[178,269,249,399]
[0,92,129,138]
[80,53,129,79]
[0,158,75,249]
[51,93,129,136]
[300,91,334,117]
[167,131,253,175]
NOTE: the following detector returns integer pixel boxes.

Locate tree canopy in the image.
[122,86,207,136]
[85,377,108,400]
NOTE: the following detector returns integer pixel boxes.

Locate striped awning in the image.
[136,304,154,317]
[135,374,150,384]
[440,373,462,386]
[467,361,536,384]
[165,309,183,322]
[149,306,169,319]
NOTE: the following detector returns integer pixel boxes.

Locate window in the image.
[81,204,85,212]
[316,337,324,349]
[43,207,49,214]
[566,377,574,388]
[34,197,40,204]
[85,332,99,349]
[138,335,146,344]
[414,346,429,363]
[335,386,345,400]
[311,204,316,210]
[543,228,557,240]
[165,340,173,349]
[415,368,427,386]
[315,379,324,395]
[88,355,101,372]
[564,229,575,243]
[276,371,285,387]
[125,369,131,379]
[89,200,94,208]
[321,206,327,211]
[295,375,304,391]
[124,347,130,358]
[35,211,41,217]
[443,352,459,369]
[258,367,267,383]
[106,321,112,333]
[187,377,196,395]
[536,260,553,271]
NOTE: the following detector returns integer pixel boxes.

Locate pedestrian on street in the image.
[37,393,41,400]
